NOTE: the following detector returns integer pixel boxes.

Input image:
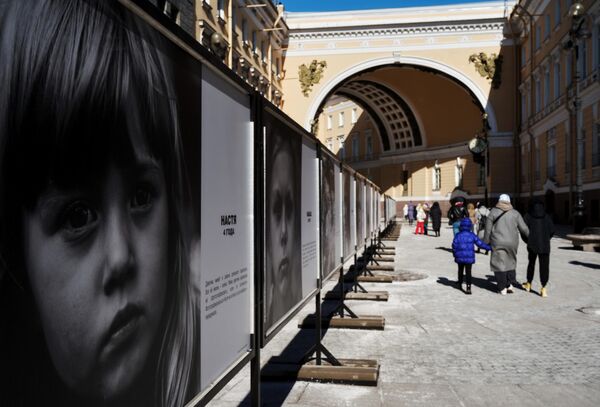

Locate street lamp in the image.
[565,1,589,232]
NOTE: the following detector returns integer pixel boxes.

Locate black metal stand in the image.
[301,281,342,366]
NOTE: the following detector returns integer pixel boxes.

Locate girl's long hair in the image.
[0,1,198,405]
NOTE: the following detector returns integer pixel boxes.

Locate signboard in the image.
[199,67,254,393]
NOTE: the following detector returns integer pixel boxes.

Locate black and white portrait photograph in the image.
[264,116,302,332]
[321,153,337,277]
[356,179,364,246]
[342,169,352,257]
[0,1,201,406]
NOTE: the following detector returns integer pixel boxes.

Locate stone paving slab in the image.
[207,222,600,406]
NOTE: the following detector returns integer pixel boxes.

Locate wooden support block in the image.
[299,315,385,330]
[366,264,394,271]
[323,290,389,301]
[261,358,379,386]
[355,275,394,283]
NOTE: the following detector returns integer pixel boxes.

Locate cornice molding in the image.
[288,20,506,42]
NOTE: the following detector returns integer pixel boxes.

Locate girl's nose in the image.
[102,206,135,296]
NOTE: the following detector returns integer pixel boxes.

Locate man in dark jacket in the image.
[523,199,555,297]
[452,218,492,294]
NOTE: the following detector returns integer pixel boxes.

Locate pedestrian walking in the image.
[523,199,555,297]
[407,201,415,225]
[415,203,426,235]
[429,202,442,237]
[448,198,468,236]
[475,202,490,254]
[452,218,492,294]
[403,203,409,222]
[484,194,529,295]
[423,203,430,235]
[467,203,476,231]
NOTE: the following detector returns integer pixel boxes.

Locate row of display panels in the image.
[0,1,393,406]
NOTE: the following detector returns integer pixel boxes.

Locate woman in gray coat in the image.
[484,194,529,295]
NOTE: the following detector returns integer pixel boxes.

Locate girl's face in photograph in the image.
[268,147,296,294]
[22,154,168,400]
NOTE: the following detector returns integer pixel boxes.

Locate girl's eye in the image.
[131,187,153,210]
[62,203,98,233]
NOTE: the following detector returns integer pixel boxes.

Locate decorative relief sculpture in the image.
[468,52,503,89]
[299,60,327,96]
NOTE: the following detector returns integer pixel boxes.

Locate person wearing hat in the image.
[448,198,468,236]
[484,194,529,295]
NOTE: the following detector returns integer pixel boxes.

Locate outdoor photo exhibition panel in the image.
[342,167,356,261]
[0,1,257,405]
[320,149,343,280]
[366,183,372,240]
[355,176,365,250]
[199,66,254,395]
[263,108,319,343]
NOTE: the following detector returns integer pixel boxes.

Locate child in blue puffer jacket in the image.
[452,218,492,294]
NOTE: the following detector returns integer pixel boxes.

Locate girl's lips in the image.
[100,304,143,357]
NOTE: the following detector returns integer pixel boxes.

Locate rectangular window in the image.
[535,25,541,50]
[579,39,588,78]
[520,45,526,68]
[327,115,332,130]
[242,19,248,42]
[547,144,556,178]
[338,138,345,160]
[365,129,373,158]
[351,108,357,124]
[326,138,333,152]
[455,159,463,188]
[593,122,600,167]
[535,78,541,113]
[477,164,486,187]
[217,0,225,20]
[545,15,550,39]
[521,92,527,123]
[566,51,572,86]
[554,61,561,98]
[544,69,550,106]
[432,164,441,191]
[338,112,344,127]
[521,144,528,183]
[535,141,541,181]
[158,0,180,25]
[252,30,257,52]
[352,135,359,159]
[595,25,600,69]
[565,129,571,173]
[260,41,266,63]
[555,0,561,27]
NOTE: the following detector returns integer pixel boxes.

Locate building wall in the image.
[516,0,600,225]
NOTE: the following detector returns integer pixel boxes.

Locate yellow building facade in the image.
[150,0,599,224]
[514,0,600,225]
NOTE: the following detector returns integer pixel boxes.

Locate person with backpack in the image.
[484,194,529,295]
[522,199,555,297]
[448,198,468,236]
[452,218,492,294]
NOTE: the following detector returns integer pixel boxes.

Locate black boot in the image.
[466,285,472,295]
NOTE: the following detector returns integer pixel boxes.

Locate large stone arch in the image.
[304,55,498,134]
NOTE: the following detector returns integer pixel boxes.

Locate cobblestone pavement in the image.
[208,222,600,406]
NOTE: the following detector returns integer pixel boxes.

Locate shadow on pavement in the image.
[569,260,600,270]
[437,274,498,294]
[435,246,453,253]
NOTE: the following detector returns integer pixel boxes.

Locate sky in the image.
[282,0,493,13]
